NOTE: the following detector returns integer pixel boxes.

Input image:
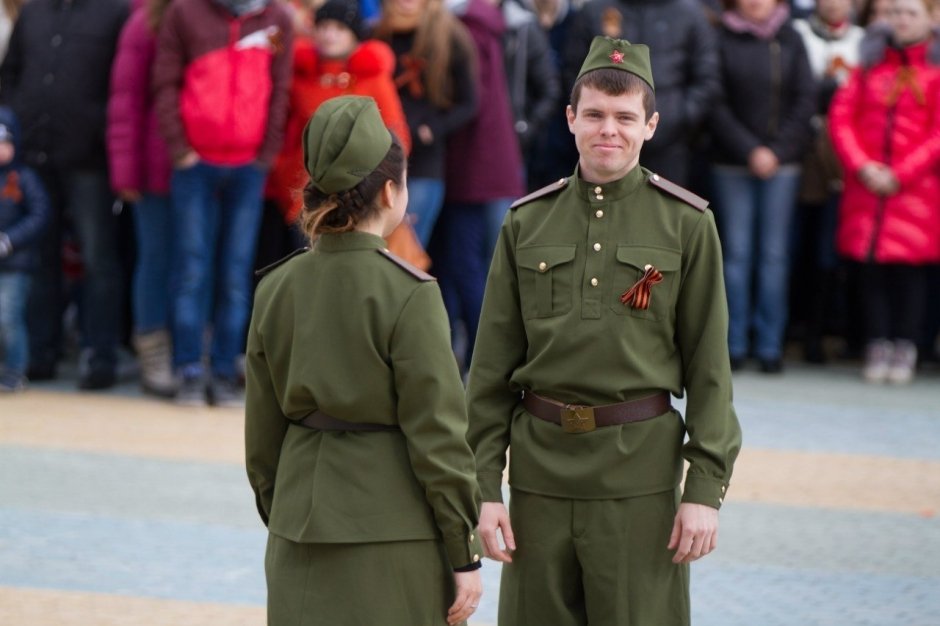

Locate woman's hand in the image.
[448,570,482,625]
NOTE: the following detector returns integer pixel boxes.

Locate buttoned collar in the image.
[571,163,646,204]
[314,231,387,252]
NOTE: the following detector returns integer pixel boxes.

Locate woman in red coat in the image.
[829,0,940,384]
[265,0,411,228]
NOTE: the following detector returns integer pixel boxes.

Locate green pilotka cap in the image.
[577,36,655,91]
[302,96,393,194]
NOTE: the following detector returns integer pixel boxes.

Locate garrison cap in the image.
[577,36,654,91]
[302,95,392,195]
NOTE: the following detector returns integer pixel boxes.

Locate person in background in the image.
[371,0,478,247]
[107,0,178,398]
[563,0,720,186]
[0,105,49,393]
[432,0,524,371]
[791,0,864,363]
[829,0,940,384]
[859,0,892,24]
[153,0,293,407]
[709,0,816,373]
[502,0,561,189]
[262,0,411,263]
[246,96,483,626]
[0,0,130,389]
[520,0,579,189]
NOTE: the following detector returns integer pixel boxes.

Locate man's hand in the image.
[479,502,515,563]
[448,570,482,625]
[175,150,200,169]
[748,146,780,179]
[667,502,718,564]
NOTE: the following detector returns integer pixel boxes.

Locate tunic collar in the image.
[314,231,388,252]
[571,162,646,204]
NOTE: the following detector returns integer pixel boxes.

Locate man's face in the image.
[566,85,658,184]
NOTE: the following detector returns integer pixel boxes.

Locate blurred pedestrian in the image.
[0,0,130,389]
[791,0,863,363]
[371,0,478,246]
[0,0,26,67]
[107,0,178,398]
[829,0,940,384]
[709,0,816,373]
[0,105,49,393]
[246,96,483,626]
[153,0,293,406]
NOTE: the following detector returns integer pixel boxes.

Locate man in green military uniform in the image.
[467,36,742,625]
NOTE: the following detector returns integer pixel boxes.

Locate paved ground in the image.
[1,360,938,625]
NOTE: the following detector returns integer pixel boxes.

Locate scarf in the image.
[212,0,269,17]
[722,4,790,40]
[807,13,853,42]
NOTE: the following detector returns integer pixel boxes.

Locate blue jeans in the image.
[712,165,801,361]
[0,272,31,374]
[170,162,266,379]
[28,169,123,369]
[406,177,445,248]
[132,193,173,334]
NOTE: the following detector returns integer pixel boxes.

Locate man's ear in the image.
[645,111,660,141]
[566,104,576,134]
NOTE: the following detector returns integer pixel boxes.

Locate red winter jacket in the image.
[829,37,940,264]
[107,1,173,195]
[153,0,293,167]
[265,38,411,223]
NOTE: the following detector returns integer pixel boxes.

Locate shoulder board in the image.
[377,248,435,281]
[254,247,309,279]
[647,172,708,212]
[510,177,569,209]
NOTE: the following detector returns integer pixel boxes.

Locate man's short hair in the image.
[570,69,657,121]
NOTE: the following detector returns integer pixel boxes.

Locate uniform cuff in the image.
[681,473,728,510]
[478,471,504,502]
[443,528,484,571]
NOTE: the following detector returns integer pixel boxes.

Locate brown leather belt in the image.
[522,391,671,434]
[298,410,400,432]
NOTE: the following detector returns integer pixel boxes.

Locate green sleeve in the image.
[244,309,290,526]
[466,214,527,502]
[391,282,483,569]
[675,210,743,509]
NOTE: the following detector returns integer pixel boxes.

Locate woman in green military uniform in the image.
[245,96,483,626]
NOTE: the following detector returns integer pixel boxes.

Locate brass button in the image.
[594,186,602,194]
[721,486,726,493]
[590,277,598,287]
[538,261,548,272]
[595,210,604,218]
[469,533,475,542]
[596,195,604,201]
[472,554,480,563]
[652,173,661,182]
[557,177,566,186]
[593,243,601,252]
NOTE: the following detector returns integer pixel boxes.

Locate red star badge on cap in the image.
[609,49,625,64]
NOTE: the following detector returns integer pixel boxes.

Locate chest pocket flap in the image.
[613,245,682,320]
[517,244,577,318]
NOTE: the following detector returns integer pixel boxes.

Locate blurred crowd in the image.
[0,0,937,401]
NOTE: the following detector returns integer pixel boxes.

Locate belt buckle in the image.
[561,405,596,433]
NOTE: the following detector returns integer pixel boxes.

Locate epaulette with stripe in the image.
[254,247,309,279]
[378,248,435,281]
[647,172,708,212]
[510,177,569,209]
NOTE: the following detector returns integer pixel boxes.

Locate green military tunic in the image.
[245,231,483,625]
[467,164,743,624]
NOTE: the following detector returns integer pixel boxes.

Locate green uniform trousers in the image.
[499,488,690,626]
[265,534,463,626]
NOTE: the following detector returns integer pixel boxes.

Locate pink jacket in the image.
[106,2,172,195]
[829,38,940,264]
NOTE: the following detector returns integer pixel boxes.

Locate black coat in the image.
[0,0,129,171]
[709,21,816,166]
